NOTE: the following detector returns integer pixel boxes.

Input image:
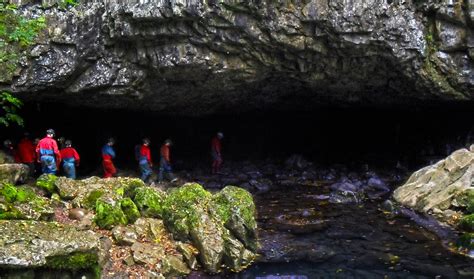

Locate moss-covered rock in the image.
[0,183,53,221]
[94,195,128,229]
[162,183,212,240]
[212,186,258,252]
[36,174,58,194]
[121,198,140,224]
[0,183,18,203]
[83,189,105,210]
[133,186,165,218]
[460,214,474,232]
[46,252,99,270]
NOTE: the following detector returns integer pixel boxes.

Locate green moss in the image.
[15,187,37,203]
[133,186,165,217]
[456,233,474,250]
[212,186,256,228]
[94,197,128,230]
[0,206,24,220]
[0,183,17,203]
[84,190,104,210]
[121,178,145,199]
[162,183,212,239]
[46,252,99,270]
[120,197,140,224]
[460,214,474,232]
[36,174,58,194]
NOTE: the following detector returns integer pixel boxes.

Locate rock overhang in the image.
[2,0,473,115]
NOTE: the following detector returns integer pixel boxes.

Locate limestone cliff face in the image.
[4,0,474,114]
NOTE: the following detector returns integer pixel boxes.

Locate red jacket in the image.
[140,145,152,164]
[60,147,80,164]
[36,137,61,162]
[211,137,222,154]
[160,144,170,162]
[17,138,36,163]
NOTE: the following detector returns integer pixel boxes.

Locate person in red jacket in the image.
[102,137,116,178]
[60,140,80,179]
[36,129,61,175]
[158,139,177,183]
[138,138,153,183]
[211,132,224,174]
[17,132,36,176]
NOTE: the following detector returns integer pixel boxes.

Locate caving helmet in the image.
[46,129,55,137]
[65,140,72,147]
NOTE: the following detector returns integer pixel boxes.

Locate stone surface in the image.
[393,148,474,222]
[4,0,473,114]
[0,164,29,185]
[0,220,105,269]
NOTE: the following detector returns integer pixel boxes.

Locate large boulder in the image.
[0,220,106,270]
[162,183,258,273]
[0,164,29,184]
[393,148,474,221]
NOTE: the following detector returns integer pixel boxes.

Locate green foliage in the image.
[46,252,99,270]
[460,214,474,232]
[120,197,140,224]
[36,174,58,194]
[162,183,212,239]
[133,186,165,218]
[0,2,46,81]
[0,91,23,127]
[94,197,127,229]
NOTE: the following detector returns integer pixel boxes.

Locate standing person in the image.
[60,140,80,179]
[102,138,117,178]
[138,138,153,183]
[211,132,224,174]
[158,139,177,183]
[17,132,36,176]
[36,129,61,175]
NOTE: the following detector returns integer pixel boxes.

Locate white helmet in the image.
[217,132,224,139]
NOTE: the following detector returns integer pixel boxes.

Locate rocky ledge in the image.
[0,173,258,277]
[3,0,474,114]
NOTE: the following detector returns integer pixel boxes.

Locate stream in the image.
[191,184,474,279]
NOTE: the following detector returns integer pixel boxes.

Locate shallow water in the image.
[193,185,474,279]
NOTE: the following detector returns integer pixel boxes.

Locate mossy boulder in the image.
[0,164,29,184]
[0,183,53,221]
[162,183,258,273]
[83,189,105,210]
[94,195,128,229]
[0,220,105,270]
[460,214,474,232]
[162,183,212,240]
[36,174,58,194]
[121,197,140,224]
[133,186,166,217]
[212,186,258,252]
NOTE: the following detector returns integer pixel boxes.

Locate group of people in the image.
[3,129,225,184]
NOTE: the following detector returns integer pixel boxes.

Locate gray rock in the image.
[393,148,474,222]
[0,220,106,269]
[0,164,29,185]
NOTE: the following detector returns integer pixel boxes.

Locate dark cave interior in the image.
[1,101,474,175]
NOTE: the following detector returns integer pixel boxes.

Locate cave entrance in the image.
[2,101,474,177]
